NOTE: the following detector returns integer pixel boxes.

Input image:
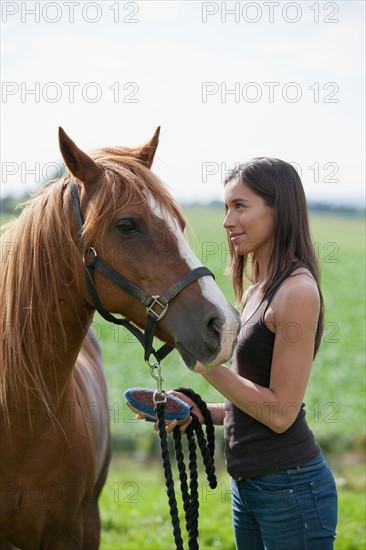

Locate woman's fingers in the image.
[167,416,193,434]
[153,416,193,434]
[168,390,205,424]
[169,390,196,408]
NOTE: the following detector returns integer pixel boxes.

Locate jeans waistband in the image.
[286,453,325,474]
[231,453,324,482]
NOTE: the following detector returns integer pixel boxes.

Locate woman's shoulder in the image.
[272,268,320,314]
[284,266,318,291]
[264,268,320,329]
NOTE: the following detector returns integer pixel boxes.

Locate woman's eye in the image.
[117,219,137,233]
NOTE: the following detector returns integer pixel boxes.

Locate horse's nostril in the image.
[210,318,223,336]
[206,317,224,351]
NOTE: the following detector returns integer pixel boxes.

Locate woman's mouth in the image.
[230,232,245,242]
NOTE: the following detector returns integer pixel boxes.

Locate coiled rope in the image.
[155,387,217,550]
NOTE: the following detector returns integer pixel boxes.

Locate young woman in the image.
[169,158,338,549]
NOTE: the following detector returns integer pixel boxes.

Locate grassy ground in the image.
[99,454,365,549]
[2,207,365,548]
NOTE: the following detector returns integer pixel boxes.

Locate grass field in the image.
[99,456,365,550]
[94,208,365,549]
[1,207,365,548]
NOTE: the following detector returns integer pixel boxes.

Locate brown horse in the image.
[0,127,239,548]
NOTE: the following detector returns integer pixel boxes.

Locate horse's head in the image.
[59,127,239,371]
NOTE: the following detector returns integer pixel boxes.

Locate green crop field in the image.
[1,207,365,548]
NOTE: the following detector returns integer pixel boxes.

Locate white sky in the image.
[1,0,365,205]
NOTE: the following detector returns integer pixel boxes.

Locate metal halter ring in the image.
[145,295,168,321]
[83,246,98,266]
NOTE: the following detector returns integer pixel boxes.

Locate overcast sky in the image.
[1,1,365,205]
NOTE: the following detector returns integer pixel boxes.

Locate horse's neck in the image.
[45,289,94,384]
[43,296,93,398]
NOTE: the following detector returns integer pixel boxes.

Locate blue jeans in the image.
[230,453,338,550]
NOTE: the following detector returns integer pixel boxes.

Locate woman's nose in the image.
[223,209,234,229]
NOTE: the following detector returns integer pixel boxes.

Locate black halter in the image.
[69,181,215,365]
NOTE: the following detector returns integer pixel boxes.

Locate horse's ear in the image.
[137,126,160,169]
[58,127,104,186]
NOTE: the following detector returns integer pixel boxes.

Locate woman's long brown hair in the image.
[225,157,324,357]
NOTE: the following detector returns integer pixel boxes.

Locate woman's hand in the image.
[164,390,205,433]
[135,389,205,434]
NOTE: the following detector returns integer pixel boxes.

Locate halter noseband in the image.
[69,181,215,365]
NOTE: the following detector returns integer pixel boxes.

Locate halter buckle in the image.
[146,295,168,321]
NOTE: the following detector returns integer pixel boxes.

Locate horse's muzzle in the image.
[174,304,240,370]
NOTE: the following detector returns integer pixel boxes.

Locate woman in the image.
[163,158,337,549]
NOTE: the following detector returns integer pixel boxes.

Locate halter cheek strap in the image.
[69,181,215,364]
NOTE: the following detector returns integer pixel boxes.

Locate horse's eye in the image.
[117,219,137,234]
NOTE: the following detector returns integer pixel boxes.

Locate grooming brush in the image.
[124,387,191,424]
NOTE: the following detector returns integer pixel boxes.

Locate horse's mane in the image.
[0,148,185,426]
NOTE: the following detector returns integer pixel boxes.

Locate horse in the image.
[0,126,239,548]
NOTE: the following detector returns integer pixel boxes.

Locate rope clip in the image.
[147,361,167,404]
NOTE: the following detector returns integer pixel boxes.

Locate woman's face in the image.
[223,178,275,257]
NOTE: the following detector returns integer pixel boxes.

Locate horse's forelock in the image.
[82,149,186,247]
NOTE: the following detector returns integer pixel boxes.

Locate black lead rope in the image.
[155,388,217,550]
[156,400,185,550]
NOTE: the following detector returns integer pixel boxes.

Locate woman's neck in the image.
[255,244,272,284]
